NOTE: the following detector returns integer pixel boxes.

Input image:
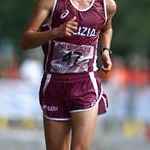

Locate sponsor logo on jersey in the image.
[74,26,96,37]
[60,10,69,19]
[54,41,93,54]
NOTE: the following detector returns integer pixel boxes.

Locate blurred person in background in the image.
[20,52,43,86]
[0,52,2,77]
[21,0,116,150]
[0,54,20,79]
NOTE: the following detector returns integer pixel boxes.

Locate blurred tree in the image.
[112,0,150,59]
[0,0,36,53]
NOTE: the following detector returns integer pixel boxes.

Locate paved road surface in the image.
[0,126,150,150]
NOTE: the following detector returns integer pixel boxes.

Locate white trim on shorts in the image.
[99,86,108,112]
[69,100,99,113]
[101,95,108,112]
[43,113,70,121]
[89,71,99,97]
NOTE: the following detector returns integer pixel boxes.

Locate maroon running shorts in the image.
[39,72,108,121]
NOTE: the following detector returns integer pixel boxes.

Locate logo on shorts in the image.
[91,102,95,107]
[43,105,58,112]
[60,10,69,19]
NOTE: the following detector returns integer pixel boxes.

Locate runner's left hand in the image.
[101,50,112,73]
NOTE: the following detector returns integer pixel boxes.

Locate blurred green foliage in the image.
[112,0,150,59]
[0,0,36,47]
[0,0,150,59]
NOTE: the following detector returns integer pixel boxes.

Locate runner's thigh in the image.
[43,116,71,150]
[70,104,98,150]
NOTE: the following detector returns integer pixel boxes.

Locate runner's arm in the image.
[21,0,78,50]
[99,0,117,73]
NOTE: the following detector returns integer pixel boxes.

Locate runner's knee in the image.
[71,141,89,150]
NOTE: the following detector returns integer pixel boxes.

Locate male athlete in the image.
[21,0,116,150]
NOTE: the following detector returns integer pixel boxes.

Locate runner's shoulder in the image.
[36,0,56,11]
[105,0,117,18]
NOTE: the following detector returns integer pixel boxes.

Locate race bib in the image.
[51,41,94,73]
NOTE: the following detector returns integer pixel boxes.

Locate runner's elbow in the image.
[21,40,29,50]
[21,34,33,50]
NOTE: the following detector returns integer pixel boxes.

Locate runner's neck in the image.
[70,0,94,11]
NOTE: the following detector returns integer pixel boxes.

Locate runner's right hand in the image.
[52,16,78,38]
